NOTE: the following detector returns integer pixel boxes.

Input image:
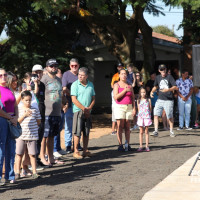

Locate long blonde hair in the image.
[6,74,14,91]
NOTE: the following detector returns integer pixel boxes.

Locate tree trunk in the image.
[135,7,156,82]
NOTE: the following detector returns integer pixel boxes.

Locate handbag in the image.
[7,120,22,139]
[0,96,22,139]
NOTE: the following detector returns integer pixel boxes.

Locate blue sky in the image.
[0,2,183,40]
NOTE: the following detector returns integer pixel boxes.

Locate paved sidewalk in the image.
[142,152,200,200]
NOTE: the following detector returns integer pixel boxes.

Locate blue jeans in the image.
[54,111,64,152]
[178,97,192,128]
[64,107,73,147]
[0,117,16,181]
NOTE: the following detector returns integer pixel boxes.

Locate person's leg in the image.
[162,110,168,130]
[124,119,130,144]
[46,136,54,164]
[64,108,73,149]
[73,135,80,153]
[0,117,7,180]
[154,115,159,131]
[139,127,144,148]
[185,98,192,128]
[112,121,116,132]
[15,154,23,174]
[145,127,149,148]
[40,137,49,165]
[29,155,37,174]
[4,135,15,181]
[116,119,124,145]
[168,118,174,130]
[83,135,89,154]
[178,97,185,128]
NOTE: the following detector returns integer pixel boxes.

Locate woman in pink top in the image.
[0,68,18,185]
[114,69,136,151]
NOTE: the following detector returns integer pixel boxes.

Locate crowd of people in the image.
[111,63,200,152]
[0,59,199,186]
[0,58,95,185]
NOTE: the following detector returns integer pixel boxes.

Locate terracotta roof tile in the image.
[152,32,180,44]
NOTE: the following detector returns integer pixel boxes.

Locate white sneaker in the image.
[53,151,63,158]
[170,131,176,137]
[185,127,192,131]
[58,149,67,155]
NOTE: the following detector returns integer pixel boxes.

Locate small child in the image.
[137,87,152,152]
[15,91,41,179]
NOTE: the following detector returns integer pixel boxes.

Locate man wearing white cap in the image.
[32,64,46,168]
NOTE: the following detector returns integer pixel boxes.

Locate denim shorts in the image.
[154,99,174,119]
[44,116,61,137]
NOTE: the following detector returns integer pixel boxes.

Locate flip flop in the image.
[51,160,65,165]
[39,160,52,167]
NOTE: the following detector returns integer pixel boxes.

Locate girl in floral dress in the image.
[137,87,152,152]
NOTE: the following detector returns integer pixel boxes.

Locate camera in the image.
[30,74,38,90]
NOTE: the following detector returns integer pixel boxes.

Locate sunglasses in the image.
[159,68,166,71]
[49,65,58,68]
[0,73,8,78]
[70,65,78,67]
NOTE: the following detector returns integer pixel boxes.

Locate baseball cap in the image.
[46,59,58,67]
[158,64,166,70]
[117,63,123,67]
[32,64,43,72]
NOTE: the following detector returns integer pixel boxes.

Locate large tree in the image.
[0,0,165,78]
[32,0,166,79]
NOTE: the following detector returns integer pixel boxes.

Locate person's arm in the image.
[63,86,70,96]
[18,109,32,124]
[185,87,193,101]
[160,75,178,93]
[150,86,158,98]
[87,96,95,111]
[113,83,130,100]
[137,100,140,112]
[131,87,136,116]
[148,98,152,113]
[132,73,136,87]
[71,96,87,112]
[33,80,39,94]
[36,119,41,126]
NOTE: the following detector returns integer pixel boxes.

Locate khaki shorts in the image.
[114,104,133,120]
[16,138,37,155]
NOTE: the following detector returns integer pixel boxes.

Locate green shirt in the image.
[71,80,95,113]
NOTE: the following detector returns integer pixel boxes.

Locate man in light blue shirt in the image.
[71,67,95,159]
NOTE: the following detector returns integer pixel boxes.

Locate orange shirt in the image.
[111,72,119,88]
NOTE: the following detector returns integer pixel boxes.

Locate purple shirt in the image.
[62,70,78,107]
[0,86,16,113]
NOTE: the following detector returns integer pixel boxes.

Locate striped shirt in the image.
[19,106,41,140]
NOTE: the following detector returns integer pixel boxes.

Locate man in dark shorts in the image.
[150,64,178,137]
[71,67,95,159]
[40,59,62,165]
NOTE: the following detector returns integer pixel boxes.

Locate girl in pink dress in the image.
[137,87,152,152]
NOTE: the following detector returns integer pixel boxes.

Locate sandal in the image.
[20,169,32,178]
[32,173,40,179]
[15,173,20,180]
[51,160,64,165]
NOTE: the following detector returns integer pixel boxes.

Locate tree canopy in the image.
[152,25,177,37]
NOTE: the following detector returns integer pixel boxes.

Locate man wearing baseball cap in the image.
[32,64,46,168]
[40,59,63,166]
[150,64,178,137]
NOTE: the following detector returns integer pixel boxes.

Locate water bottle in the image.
[125,140,128,152]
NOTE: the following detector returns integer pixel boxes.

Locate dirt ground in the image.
[1,114,200,200]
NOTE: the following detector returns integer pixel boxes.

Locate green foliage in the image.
[152,25,177,37]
